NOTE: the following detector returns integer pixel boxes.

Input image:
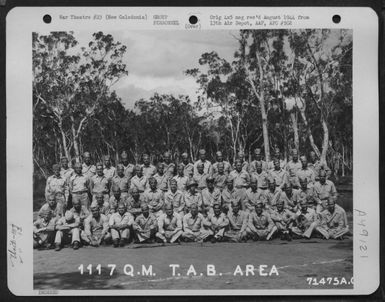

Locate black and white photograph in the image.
[31,27,355,290]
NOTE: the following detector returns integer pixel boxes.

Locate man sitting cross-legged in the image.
[224,200,249,242]
[109,202,134,247]
[54,211,81,251]
[155,204,183,244]
[182,203,213,242]
[33,210,58,249]
[81,204,111,247]
[132,203,158,243]
[246,203,277,241]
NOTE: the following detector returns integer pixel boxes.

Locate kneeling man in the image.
[156,204,183,243]
[246,203,277,241]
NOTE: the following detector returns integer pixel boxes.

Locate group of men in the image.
[34,148,350,251]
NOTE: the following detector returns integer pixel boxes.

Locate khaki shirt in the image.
[34,217,57,232]
[296,168,316,186]
[173,175,188,192]
[268,168,288,188]
[313,180,337,204]
[245,188,265,211]
[162,162,176,179]
[69,206,90,224]
[293,207,318,227]
[207,212,229,229]
[82,163,96,178]
[213,172,227,190]
[90,174,110,194]
[45,175,68,196]
[293,187,315,206]
[270,208,295,225]
[130,175,148,192]
[250,170,269,189]
[164,190,185,212]
[194,160,212,175]
[142,164,157,179]
[109,211,134,227]
[248,211,274,230]
[154,173,169,191]
[201,188,221,208]
[143,189,164,212]
[84,214,109,236]
[182,162,194,178]
[229,170,250,188]
[228,210,248,232]
[286,160,302,177]
[249,160,268,173]
[211,161,232,175]
[60,167,74,181]
[320,207,347,229]
[158,213,182,232]
[103,166,116,181]
[133,213,157,231]
[122,163,135,179]
[126,195,144,216]
[183,212,205,232]
[193,172,209,190]
[69,174,90,193]
[38,203,64,218]
[221,188,244,208]
[184,191,203,211]
[111,175,130,192]
[265,188,282,208]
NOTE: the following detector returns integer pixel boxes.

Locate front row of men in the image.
[34,191,349,251]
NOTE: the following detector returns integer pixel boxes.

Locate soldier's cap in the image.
[164,151,171,157]
[255,201,264,207]
[238,151,245,156]
[170,179,177,185]
[300,155,307,161]
[186,178,198,187]
[95,192,104,198]
[74,162,82,168]
[104,155,111,160]
[216,151,223,156]
[61,156,68,161]
[112,186,121,193]
[254,148,262,154]
[52,163,60,170]
[206,176,214,183]
[83,152,91,157]
[181,152,188,158]
[199,149,206,155]
[65,211,74,221]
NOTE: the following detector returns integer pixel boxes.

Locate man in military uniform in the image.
[211,151,231,175]
[246,203,277,241]
[111,164,130,199]
[313,170,338,213]
[291,199,320,239]
[82,152,96,178]
[93,192,111,218]
[60,156,74,180]
[109,202,134,247]
[103,155,116,181]
[293,178,315,209]
[224,200,248,242]
[33,210,58,249]
[317,199,349,240]
[308,151,331,180]
[162,151,176,180]
[45,164,68,207]
[194,149,212,175]
[181,152,194,178]
[296,156,316,188]
[249,148,268,173]
[212,162,228,191]
[164,179,185,216]
[265,178,282,211]
[90,163,110,204]
[267,148,287,171]
[286,149,302,188]
[245,177,265,212]
[143,177,164,218]
[233,151,249,172]
[153,163,169,192]
[173,164,188,192]
[229,159,250,203]
[201,176,221,214]
[250,161,269,190]
[270,199,295,241]
[221,177,243,212]
[142,154,156,179]
[109,187,128,208]
[279,183,300,212]
[120,151,135,180]
[68,199,90,226]
[126,187,144,218]
[81,204,111,246]
[268,158,288,189]
[38,193,64,218]
[184,178,203,213]
[69,162,91,209]
[206,204,229,242]
[193,162,209,191]
[156,204,183,243]
[54,211,81,251]
[182,204,213,242]
[133,203,158,243]
[130,165,148,194]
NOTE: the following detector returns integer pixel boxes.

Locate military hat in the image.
[186,178,198,188]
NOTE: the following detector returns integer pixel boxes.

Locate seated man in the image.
[173,164,188,192]
[81,204,111,247]
[317,199,349,240]
[270,199,295,241]
[156,204,183,243]
[38,193,64,218]
[33,210,58,249]
[212,162,228,191]
[68,199,90,226]
[225,200,248,242]
[201,177,221,214]
[246,203,277,241]
[182,204,213,242]
[184,178,203,213]
[93,192,111,218]
[153,163,169,192]
[109,202,134,247]
[143,177,164,218]
[265,178,282,211]
[193,162,209,192]
[221,177,244,213]
[245,177,264,212]
[206,204,229,242]
[126,187,144,218]
[109,187,127,208]
[279,183,300,213]
[164,179,185,216]
[54,211,81,251]
[133,203,158,243]
[291,199,321,239]
[130,165,148,194]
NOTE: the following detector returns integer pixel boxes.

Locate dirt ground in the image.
[34,237,353,290]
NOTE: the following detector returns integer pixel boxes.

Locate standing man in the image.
[143,177,164,218]
[286,149,302,188]
[265,178,282,211]
[103,155,116,181]
[313,170,338,213]
[182,204,213,242]
[308,151,331,180]
[109,202,134,247]
[225,200,249,242]
[193,162,209,192]
[267,148,287,171]
[82,152,96,179]
[249,148,268,173]
[162,151,176,180]
[194,149,212,175]
[296,156,316,188]
[60,157,74,180]
[246,203,277,241]
[81,204,111,246]
[234,151,249,172]
[133,203,158,243]
[181,152,194,178]
[184,178,203,213]
[90,162,110,204]
[156,204,183,243]
[173,164,188,192]
[201,177,221,214]
[69,162,91,209]
[211,151,231,175]
[206,204,229,242]
[250,161,269,190]
[245,177,264,212]
[120,151,135,180]
[229,160,250,204]
[45,164,68,208]
[164,179,185,216]
[269,158,288,189]
[111,164,130,200]
[130,165,148,194]
[153,163,169,192]
[142,154,156,179]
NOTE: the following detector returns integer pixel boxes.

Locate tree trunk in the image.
[58,119,70,160]
[298,106,321,158]
[71,121,80,162]
[320,117,329,163]
[342,144,345,177]
[290,111,299,152]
